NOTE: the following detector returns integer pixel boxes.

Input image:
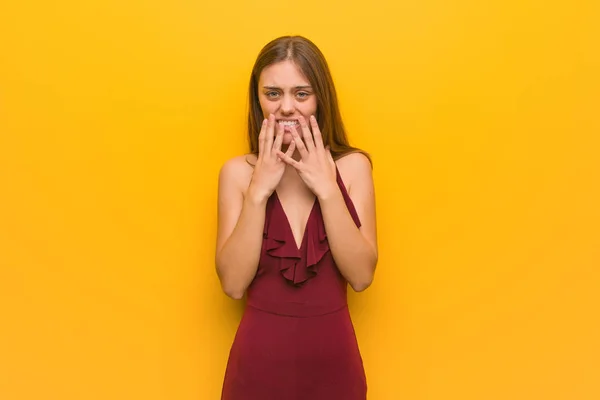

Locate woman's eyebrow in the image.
[262,85,312,90]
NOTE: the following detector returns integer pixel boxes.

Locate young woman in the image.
[216,35,378,400]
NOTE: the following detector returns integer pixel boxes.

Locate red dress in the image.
[221,168,367,400]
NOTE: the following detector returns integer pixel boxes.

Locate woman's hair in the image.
[247,35,371,164]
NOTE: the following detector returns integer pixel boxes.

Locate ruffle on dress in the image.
[262,167,362,286]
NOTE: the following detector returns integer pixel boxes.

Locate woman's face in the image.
[257,60,318,145]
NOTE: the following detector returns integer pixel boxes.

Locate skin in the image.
[215,60,378,299]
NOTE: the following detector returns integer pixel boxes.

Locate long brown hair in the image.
[247,35,371,164]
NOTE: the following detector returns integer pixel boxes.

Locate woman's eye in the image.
[297,92,309,99]
[266,92,279,98]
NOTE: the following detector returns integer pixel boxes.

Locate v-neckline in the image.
[273,191,318,252]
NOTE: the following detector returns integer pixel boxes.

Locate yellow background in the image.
[1,0,598,399]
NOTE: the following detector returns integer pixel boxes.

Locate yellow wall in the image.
[1,0,598,399]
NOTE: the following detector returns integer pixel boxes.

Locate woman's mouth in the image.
[278,120,299,131]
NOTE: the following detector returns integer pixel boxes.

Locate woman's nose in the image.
[280,95,295,114]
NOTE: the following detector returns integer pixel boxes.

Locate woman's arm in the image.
[319,153,378,292]
[214,157,267,299]
[275,116,379,292]
[215,117,293,299]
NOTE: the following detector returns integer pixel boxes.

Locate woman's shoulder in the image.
[335,151,373,193]
[335,151,372,170]
[220,153,257,170]
[218,153,256,191]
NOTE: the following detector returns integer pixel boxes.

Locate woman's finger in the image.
[278,140,296,161]
[257,118,267,157]
[290,125,309,159]
[326,145,336,167]
[310,115,325,151]
[265,114,275,152]
[272,121,284,156]
[276,148,301,169]
[299,115,316,152]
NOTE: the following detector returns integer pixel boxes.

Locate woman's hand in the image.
[248,114,296,203]
[276,115,338,200]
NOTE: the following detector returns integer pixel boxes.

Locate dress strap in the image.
[335,165,362,228]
